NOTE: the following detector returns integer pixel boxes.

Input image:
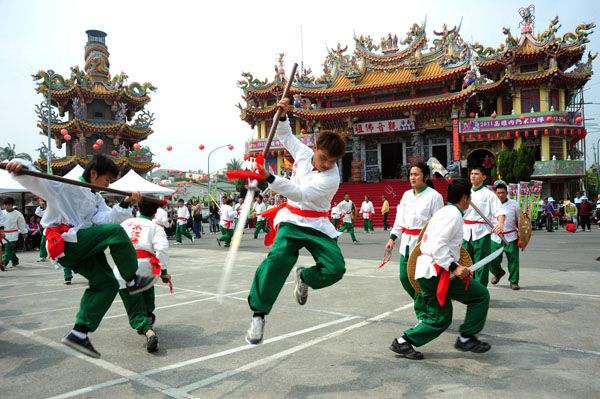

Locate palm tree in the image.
[226,158,243,171]
[0,143,32,162]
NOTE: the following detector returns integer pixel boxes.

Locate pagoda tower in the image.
[33,30,157,175]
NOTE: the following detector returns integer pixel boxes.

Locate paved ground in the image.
[1,225,599,398]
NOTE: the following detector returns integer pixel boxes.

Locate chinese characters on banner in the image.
[353,118,415,135]
[460,112,581,133]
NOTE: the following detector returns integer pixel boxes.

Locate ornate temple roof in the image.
[238,8,595,125]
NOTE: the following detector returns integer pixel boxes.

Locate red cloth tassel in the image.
[226,170,263,181]
[45,225,72,260]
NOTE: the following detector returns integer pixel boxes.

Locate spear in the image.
[217,63,298,302]
[0,163,165,205]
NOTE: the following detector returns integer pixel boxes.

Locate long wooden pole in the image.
[218,63,298,302]
[0,164,164,204]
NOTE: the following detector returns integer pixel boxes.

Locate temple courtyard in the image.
[0,227,598,398]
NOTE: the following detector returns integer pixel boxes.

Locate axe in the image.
[427,157,509,245]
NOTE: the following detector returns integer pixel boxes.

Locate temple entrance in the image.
[341,152,352,182]
[381,142,404,179]
[468,149,495,184]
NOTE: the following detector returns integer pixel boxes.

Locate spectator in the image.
[580,196,592,231]
[564,200,578,230]
[209,201,220,234]
[381,196,390,231]
[460,155,468,178]
[192,199,202,238]
[573,192,582,227]
[596,194,600,229]
[25,214,43,250]
[546,197,555,232]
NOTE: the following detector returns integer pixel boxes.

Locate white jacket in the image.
[268,119,341,239]
[491,198,519,244]
[253,202,266,221]
[219,204,237,229]
[176,206,190,225]
[331,206,340,219]
[416,204,465,279]
[153,207,169,228]
[390,186,444,256]
[463,186,506,241]
[360,201,375,219]
[1,209,27,241]
[114,216,169,290]
[337,200,355,224]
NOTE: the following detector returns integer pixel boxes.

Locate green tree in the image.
[584,167,599,200]
[492,146,536,183]
[226,158,243,171]
[0,143,32,162]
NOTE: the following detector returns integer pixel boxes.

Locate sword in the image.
[450,246,504,281]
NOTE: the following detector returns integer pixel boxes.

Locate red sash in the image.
[432,263,470,307]
[136,249,161,275]
[401,227,422,236]
[44,225,72,260]
[262,203,329,246]
[222,219,233,229]
[4,229,18,233]
[500,229,517,235]
[363,212,372,220]
[464,220,486,225]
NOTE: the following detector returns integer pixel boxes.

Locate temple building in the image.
[238,7,595,199]
[33,30,157,175]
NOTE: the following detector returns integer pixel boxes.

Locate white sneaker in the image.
[191,236,195,244]
[174,242,182,245]
[37,257,46,262]
[245,316,265,345]
[294,266,308,305]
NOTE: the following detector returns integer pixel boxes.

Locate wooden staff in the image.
[218,63,298,302]
[0,164,164,205]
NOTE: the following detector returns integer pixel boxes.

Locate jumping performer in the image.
[253,196,269,239]
[2,155,157,358]
[337,193,359,244]
[390,178,491,360]
[385,163,443,320]
[360,195,375,233]
[217,197,236,247]
[1,197,27,268]
[489,181,520,290]
[245,98,347,344]
[175,199,194,245]
[462,166,505,286]
[115,200,171,352]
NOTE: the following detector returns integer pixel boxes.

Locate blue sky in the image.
[0,0,598,170]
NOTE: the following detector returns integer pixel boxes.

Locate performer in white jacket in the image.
[390,178,491,360]
[360,195,375,233]
[217,197,237,247]
[2,155,156,358]
[175,199,193,245]
[330,201,341,229]
[252,196,269,239]
[462,166,505,286]
[115,200,171,352]
[1,197,27,268]
[489,181,520,290]
[337,193,358,243]
[385,163,444,320]
[153,202,169,229]
[245,98,347,345]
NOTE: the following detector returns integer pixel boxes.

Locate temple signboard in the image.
[353,118,415,135]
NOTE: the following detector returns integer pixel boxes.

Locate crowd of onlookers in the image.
[537,192,599,232]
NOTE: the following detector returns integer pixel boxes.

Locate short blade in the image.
[469,247,505,274]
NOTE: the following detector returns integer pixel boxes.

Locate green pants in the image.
[248,222,345,314]
[254,220,270,238]
[399,246,426,320]
[490,240,519,284]
[64,267,73,280]
[363,219,374,232]
[219,226,233,245]
[332,218,340,229]
[176,223,193,243]
[337,221,357,242]
[2,241,18,266]
[404,273,490,347]
[40,235,46,258]
[462,234,492,286]
[58,224,138,332]
[118,287,155,335]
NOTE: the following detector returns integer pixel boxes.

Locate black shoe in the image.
[61,332,101,358]
[389,339,424,360]
[0,263,5,271]
[64,278,72,285]
[146,332,159,353]
[454,336,491,353]
[148,313,156,326]
[127,274,159,295]
[216,238,222,247]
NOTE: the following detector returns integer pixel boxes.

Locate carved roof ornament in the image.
[518,4,536,34]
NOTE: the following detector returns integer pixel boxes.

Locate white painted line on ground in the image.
[0,320,196,399]
[0,286,86,300]
[179,303,414,392]
[488,286,600,298]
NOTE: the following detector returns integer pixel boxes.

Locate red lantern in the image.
[179,172,183,176]
[546,116,553,123]
[64,134,72,141]
[156,163,161,168]
[570,129,574,136]
[544,129,549,135]
[555,128,560,135]
[199,144,205,150]
[60,128,68,136]
[111,150,118,156]
[477,134,481,140]
[93,144,100,150]
[461,136,465,142]
[133,143,141,150]
[189,173,193,177]
[578,129,582,135]
[135,154,141,159]
[168,170,173,174]
[506,132,511,138]
[496,133,501,139]
[534,129,538,136]
[253,140,258,145]
[167,145,173,151]
[278,150,282,155]
[96,139,104,146]
[524,131,529,137]
[189,180,193,184]
[228,145,234,150]
[563,128,568,135]
[487,133,492,140]
[243,154,249,161]
[469,112,475,118]
[491,112,497,119]
[519,115,526,121]
[204,174,208,179]
[576,116,583,124]
[284,150,288,155]
[271,151,276,156]
[468,134,473,140]
[301,129,306,134]
[515,131,520,138]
